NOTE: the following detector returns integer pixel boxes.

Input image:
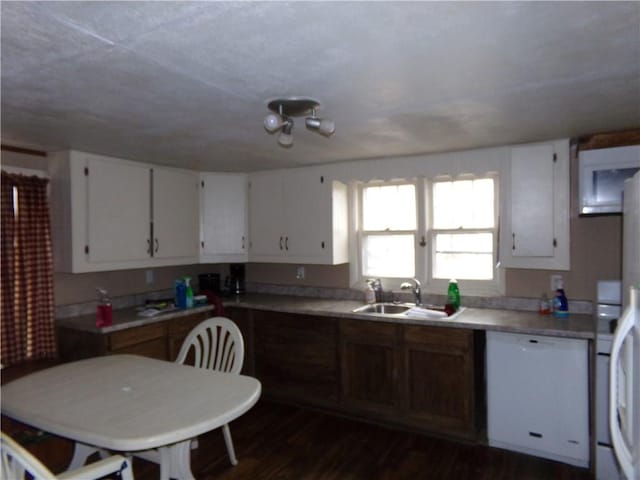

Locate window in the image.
[431,178,496,281]
[360,183,416,278]
[358,176,499,294]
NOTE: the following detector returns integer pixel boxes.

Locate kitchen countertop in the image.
[57,293,595,339]
[56,304,215,334]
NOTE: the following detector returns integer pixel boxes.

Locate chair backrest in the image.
[176,317,244,374]
[1,432,56,480]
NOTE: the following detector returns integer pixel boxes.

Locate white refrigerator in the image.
[610,171,640,480]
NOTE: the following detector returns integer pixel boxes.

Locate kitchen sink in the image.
[352,303,413,315]
[352,303,466,320]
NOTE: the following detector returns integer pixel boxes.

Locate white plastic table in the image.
[1,354,261,480]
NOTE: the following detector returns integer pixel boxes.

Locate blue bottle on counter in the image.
[175,280,187,309]
[553,288,569,317]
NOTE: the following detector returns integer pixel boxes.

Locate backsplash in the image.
[56,282,592,319]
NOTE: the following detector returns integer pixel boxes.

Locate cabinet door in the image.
[248,172,285,258]
[87,157,151,263]
[510,144,555,257]
[153,167,199,261]
[402,326,476,436]
[340,319,400,415]
[253,311,339,405]
[200,173,248,261]
[283,169,330,260]
[500,140,570,270]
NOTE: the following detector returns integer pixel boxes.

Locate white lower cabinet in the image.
[486,331,589,467]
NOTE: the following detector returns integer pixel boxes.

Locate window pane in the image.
[433,233,494,280]
[435,233,493,253]
[433,178,494,229]
[363,234,415,277]
[363,184,416,231]
[433,253,494,280]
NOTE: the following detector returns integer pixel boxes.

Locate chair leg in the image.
[221,423,238,466]
[68,442,102,470]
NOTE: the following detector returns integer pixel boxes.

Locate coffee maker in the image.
[226,263,246,295]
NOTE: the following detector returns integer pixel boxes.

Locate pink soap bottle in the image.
[96,288,113,327]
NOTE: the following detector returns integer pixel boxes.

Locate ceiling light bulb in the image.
[277,119,294,147]
[318,119,335,136]
[305,117,336,137]
[278,131,294,147]
[264,113,284,132]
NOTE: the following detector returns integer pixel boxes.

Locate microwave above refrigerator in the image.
[579,145,640,215]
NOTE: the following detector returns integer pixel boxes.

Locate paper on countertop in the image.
[406,306,448,319]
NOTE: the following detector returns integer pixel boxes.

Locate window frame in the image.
[357,180,420,284]
[353,174,504,297]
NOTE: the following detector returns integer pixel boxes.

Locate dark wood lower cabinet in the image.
[340,319,400,415]
[57,305,481,441]
[401,325,478,438]
[225,306,254,376]
[243,309,481,441]
[57,310,212,362]
[252,310,339,407]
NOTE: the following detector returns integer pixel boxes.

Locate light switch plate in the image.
[296,265,305,280]
[550,274,563,291]
[145,269,154,284]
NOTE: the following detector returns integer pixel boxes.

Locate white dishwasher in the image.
[486,331,589,467]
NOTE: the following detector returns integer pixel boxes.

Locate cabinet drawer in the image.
[168,312,209,337]
[341,319,397,343]
[403,325,472,351]
[108,323,166,350]
[110,337,167,360]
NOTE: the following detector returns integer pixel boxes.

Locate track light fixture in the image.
[263,97,335,147]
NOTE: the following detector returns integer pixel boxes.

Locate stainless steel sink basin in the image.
[352,303,466,320]
[352,303,412,315]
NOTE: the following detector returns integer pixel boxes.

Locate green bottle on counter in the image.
[184,276,194,309]
[447,279,461,310]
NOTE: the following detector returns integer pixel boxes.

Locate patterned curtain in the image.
[1,172,56,366]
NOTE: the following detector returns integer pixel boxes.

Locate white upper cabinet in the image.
[499,140,570,270]
[249,168,349,265]
[199,172,248,263]
[85,156,151,264]
[152,166,199,261]
[49,151,199,273]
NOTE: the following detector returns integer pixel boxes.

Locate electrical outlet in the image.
[145,269,154,284]
[296,265,305,280]
[550,274,563,291]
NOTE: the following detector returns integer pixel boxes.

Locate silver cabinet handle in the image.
[285,236,289,251]
[154,238,159,253]
[241,236,245,250]
[279,236,283,250]
[147,238,152,255]
[512,233,516,251]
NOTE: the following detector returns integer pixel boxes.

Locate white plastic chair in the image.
[136,317,245,468]
[1,432,134,480]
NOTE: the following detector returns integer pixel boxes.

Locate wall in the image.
[1,143,624,306]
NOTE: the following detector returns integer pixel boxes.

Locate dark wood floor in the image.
[126,400,592,480]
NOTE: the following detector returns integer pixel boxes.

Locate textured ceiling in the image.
[1,1,639,172]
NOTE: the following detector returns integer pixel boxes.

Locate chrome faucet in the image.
[400,278,422,306]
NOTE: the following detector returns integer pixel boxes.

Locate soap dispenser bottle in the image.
[447,279,461,310]
[96,287,113,327]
